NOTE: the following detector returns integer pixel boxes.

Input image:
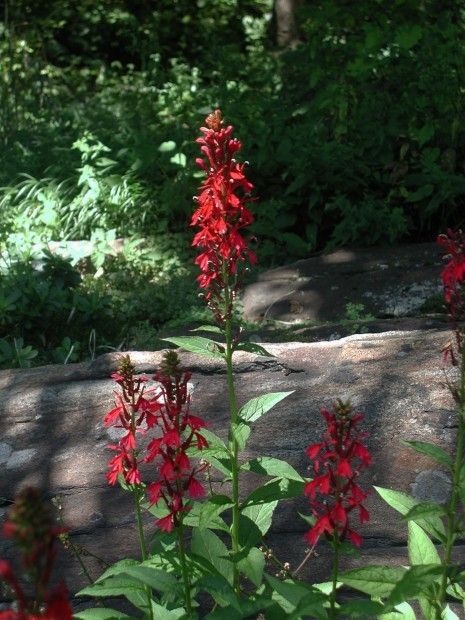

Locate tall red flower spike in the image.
[304,401,372,547]
[104,355,160,486]
[192,109,256,321]
[146,351,209,532]
[437,229,465,364]
[0,488,72,619]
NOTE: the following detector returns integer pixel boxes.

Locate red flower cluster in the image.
[104,356,159,486]
[104,352,209,532]
[304,401,372,547]
[192,109,256,315]
[0,488,72,619]
[145,352,209,532]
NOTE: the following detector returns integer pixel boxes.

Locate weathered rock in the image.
[0,327,457,610]
[242,242,443,323]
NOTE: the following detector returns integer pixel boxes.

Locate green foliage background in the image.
[0,0,463,365]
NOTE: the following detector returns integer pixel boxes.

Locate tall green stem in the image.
[436,343,465,616]
[177,519,193,615]
[329,535,340,619]
[133,488,154,620]
[222,275,241,595]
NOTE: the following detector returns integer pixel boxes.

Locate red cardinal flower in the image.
[304,401,372,547]
[145,351,209,531]
[0,489,72,619]
[437,229,465,363]
[192,109,256,322]
[104,355,160,486]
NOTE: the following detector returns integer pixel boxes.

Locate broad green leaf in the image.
[191,325,223,334]
[339,566,406,598]
[186,495,232,531]
[77,574,146,598]
[122,564,179,596]
[162,336,224,359]
[265,575,326,615]
[403,502,446,522]
[170,152,186,167]
[239,392,293,424]
[232,421,251,451]
[73,609,132,620]
[402,441,453,469]
[374,486,445,540]
[395,25,423,50]
[150,602,187,620]
[196,573,241,610]
[91,559,140,584]
[237,547,265,587]
[239,501,278,547]
[241,456,304,481]
[242,477,305,507]
[442,605,460,620]
[377,601,416,619]
[408,521,441,568]
[234,341,274,357]
[191,528,233,585]
[387,565,443,606]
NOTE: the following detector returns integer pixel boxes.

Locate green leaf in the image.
[265,575,326,616]
[162,336,225,359]
[242,477,305,507]
[241,457,304,481]
[408,521,441,566]
[237,547,265,587]
[91,559,140,584]
[402,441,453,469]
[73,609,133,620]
[239,501,278,547]
[395,25,423,50]
[196,573,241,610]
[377,601,416,619]
[158,140,176,152]
[403,502,446,522]
[77,574,146,598]
[387,565,443,606]
[441,605,460,620]
[232,421,251,451]
[339,566,406,598]
[234,341,274,357]
[184,495,232,531]
[150,602,187,620]
[239,392,293,424]
[170,152,187,167]
[191,325,223,334]
[122,564,179,596]
[374,486,445,540]
[191,528,233,585]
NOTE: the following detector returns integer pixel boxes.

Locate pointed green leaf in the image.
[77,574,146,598]
[91,559,140,584]
[191,528,233,585]
[232,421,251,451]
[196,573,241,610]
[242,477,305,507]
[162,336,224,359]
[442,605,460,619]
[239,392,293,423]
[265,575,326,615]
[377,601,416,619]
[403,502,446,522]
[150,602,188,619]
[73,609,133,620]
[235,341,274,357]
[122,564,179,596]
[408,521,441,566]
[387,565,443,606]
[237,547,265,587]
[191,325,223,334]
[241,457,304,481]
[338,599,385,617]
[374,486,445,540]
[239,501,278,547]
[339,566,406,598]
[402,441,453,469]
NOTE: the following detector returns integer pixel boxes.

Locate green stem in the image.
[177,519,193,615]
[329,535,340,620]
[436,343,465,616]
[133,488,154,620]
[221,272,241,595]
